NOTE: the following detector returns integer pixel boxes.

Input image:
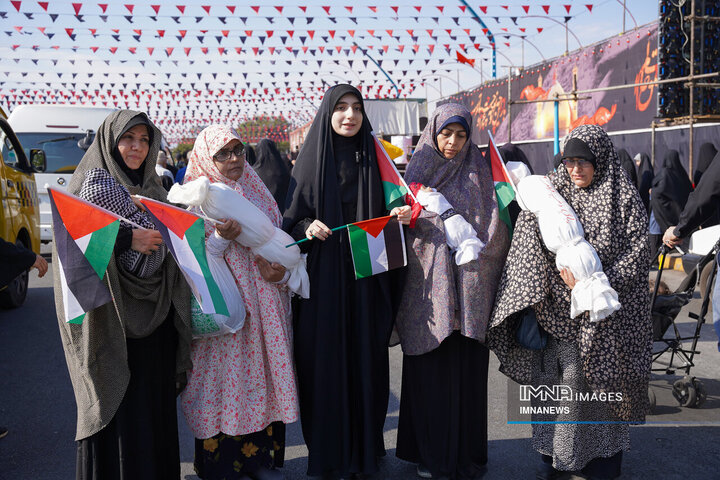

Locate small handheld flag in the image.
[347,215,407,279]
[487,131,517,234]
[137,197,229,316]
[372,132,417,210]
[48,187,121,324]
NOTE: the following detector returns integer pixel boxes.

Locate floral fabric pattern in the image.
[488,124,652,423]
[194,422,285,478]
[180,125,299,439]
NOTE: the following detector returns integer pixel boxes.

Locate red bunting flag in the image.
[38,2,49,11]
[151,4,160,14]
[456,50,475,67]
[522,5,530,13]
[72,3,82,14]
[202,5,211,14]
[542,5,550,14]
[586,4,593,12]
[11,1,21,12]
[176,5,185,14]
[564,4,572,13]
[125,4,134,14]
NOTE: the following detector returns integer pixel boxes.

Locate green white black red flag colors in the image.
[487,131,517,234]
[372,131,415,210]
[137,197,229,316]
[48,187,120,324]
[347,215,407,279]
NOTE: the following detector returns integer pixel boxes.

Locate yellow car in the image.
[0,107,45,308]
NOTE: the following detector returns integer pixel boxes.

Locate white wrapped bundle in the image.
[415,188,485,265]
[168,177,310,298]
[506,163,621,322]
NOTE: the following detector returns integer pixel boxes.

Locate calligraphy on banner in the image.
[441,25,659,145]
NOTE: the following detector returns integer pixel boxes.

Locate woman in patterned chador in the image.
[394,103,510,479]
[488,124,652,480]
[180,125,299,480]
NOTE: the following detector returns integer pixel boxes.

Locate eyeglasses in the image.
[562,158,592,169]
[213,145,245,163]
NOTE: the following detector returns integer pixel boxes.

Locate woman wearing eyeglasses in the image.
[180,125,299,480]
[488,124,651,480]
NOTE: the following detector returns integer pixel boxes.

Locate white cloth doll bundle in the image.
[168,177,310,298]
[415,188,485,265]
[506,162,621,322]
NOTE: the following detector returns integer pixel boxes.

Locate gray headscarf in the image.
[395,103,510,355]
[53,110,192,440]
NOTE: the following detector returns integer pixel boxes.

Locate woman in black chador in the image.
[253,138,291,214]
[283,84,410,478]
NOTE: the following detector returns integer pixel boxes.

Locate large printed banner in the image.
[441,24,659,146]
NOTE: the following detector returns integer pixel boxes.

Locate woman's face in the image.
[563,157,595,188]
[117,124,150,170]
[436,123,467,159]
[331,93,363,137]
[213,139,245,181]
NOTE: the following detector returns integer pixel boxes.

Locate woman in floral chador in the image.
[181,125,299,480]
[488,124,651,480]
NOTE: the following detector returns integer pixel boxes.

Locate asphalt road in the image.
[1,263,718,479]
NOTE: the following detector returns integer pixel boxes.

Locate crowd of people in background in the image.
[26,83,718,480]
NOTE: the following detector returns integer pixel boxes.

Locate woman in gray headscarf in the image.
[394,103,510,479]
[54,110,192,480]
[488,124,651,480]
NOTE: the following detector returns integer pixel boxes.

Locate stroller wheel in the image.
[672,377,697,407]
[648,387,656,413]
[692,378,707,408]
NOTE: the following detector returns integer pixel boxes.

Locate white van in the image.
[6,105,117,242]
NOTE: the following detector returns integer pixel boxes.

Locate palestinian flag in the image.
[347,215,407,279]
[487,131,516,233]
[48,188,120,324]
[138,197,229,316]
[372,132,411,210]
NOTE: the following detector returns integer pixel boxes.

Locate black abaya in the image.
[694,142,717,186]
[76,316,179,480]
[650,150,692,232]
[282,85,393,477]
[617,149,638,185]
[253,139,291,213]
[397,332,489,479]
[636,153,653,212]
